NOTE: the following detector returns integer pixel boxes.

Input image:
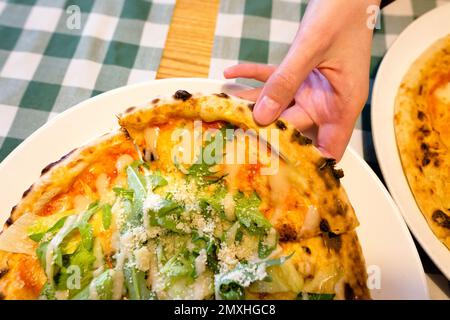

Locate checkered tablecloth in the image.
[0,0,175,161]
[209,0,450,299]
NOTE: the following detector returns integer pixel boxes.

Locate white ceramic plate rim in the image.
[371,4,450,279]
[0,78,428,299]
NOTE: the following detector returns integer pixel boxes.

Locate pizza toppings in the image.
[0,93,370,300]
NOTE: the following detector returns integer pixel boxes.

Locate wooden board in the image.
[156,0,220,79]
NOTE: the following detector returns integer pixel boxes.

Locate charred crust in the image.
[418,125,431,136]
[319,219,330,233]
[275,120,287,131]
[417,110,425,120]
[173,90,192,101]
[418,85,423,95]
[318,158,344,182]
[0,268,8,279]
[278,223,297,242]
[434,159,440,167]
[151,98,160,104]
[22,184,33,198]
[125,106,136,113]
[344,283,355,300]
[247,103,255,111]
[432,210,450,229]
[324,232,342,252]
[5,216,13,226]
[0,292,4,300]
[420,143,438,168]
[40,148,77,176]
[420,142,429,151]
[302,246,311,255]
[291,130,312,145]
[121,127,131,139]
[214,92,229,99]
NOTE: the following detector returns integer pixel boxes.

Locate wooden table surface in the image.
[156,0,220,79]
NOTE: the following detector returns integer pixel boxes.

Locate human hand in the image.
[224,0,380,160]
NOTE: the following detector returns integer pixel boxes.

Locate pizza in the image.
[0,90,370,300]
[394,35,450,249]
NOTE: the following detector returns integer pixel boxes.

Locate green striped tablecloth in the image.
[0,0,175,161]
[209,0,450,299]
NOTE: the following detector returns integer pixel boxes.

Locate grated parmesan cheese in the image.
[134,246,151,272]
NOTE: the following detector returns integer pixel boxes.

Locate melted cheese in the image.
[45,215,79,284]
[144,127,160,161]
[299,206,320,236]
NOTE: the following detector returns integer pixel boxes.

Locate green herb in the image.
[39,281,56,300]
[113,187,134,200]
[124,265,153,300]
[29,216,68,242]
[206,239,219,273]
[219,282,245,300]
[56,246,96,297]
[187,126,231,183]
[147,172,168,190]
[102,204,112,230]
[71,269,114,300]
[126,163,148,228]
[258,228,278,259]
[234,192,271,234]
[161,250,196,282]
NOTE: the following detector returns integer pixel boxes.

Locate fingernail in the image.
[254,96,280,125]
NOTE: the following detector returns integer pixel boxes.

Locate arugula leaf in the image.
[147,197,186,233]
[29,216,68,242]
[146,172,168,190]
[77,221,93,251]
[126,163,147,228]
[113,187,134,200]
[161,250,196,282]
[258,228,278,259]
[206,240,219,273]
[187,126,231,183]
[124,264,153,300]
[71,269,114,300]
[234,192,271,234]
[102,204,112,230]
[198,184,228,220]
[56,246,96,297]
[39,281,56,300]
[296,292,336,300]
[219,282,245,300]
[36,241,49,269]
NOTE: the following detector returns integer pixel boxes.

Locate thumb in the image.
[253,42,318,125]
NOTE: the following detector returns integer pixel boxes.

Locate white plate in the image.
[0,78,428,299]
[371,5,450,279]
